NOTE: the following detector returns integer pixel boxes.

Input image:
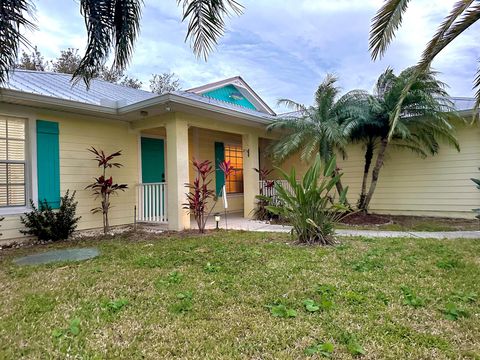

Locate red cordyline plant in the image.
[184,159,233,233]
[86,147,128,234]
[219,160,235,179]
[254,167,274,195]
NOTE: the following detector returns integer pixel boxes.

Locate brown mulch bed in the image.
[341,212,392,226]
[339,212,479,230]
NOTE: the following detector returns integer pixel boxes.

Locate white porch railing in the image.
[137,183,168,223]
[258,180,294,202]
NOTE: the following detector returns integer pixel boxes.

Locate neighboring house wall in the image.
[260,123,480,219]
[0,105,138,241]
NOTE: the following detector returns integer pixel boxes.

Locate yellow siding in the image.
[266,123,480,219]
[1,110,139,242]
[339,124,480,218]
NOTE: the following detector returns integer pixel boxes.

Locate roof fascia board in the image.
[119,93,273,124]
[1,89,273,124]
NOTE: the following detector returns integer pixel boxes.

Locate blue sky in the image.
[27,0,479,112]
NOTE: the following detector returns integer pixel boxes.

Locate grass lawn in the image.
[1,231,479,359]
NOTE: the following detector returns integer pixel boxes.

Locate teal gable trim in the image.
[37,120,60,208]
[203,85,257,110]
[214,142,225,196]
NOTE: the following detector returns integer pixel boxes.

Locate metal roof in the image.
[2,70,276,120]
[5,69,157,107]
[1,70,475,120]
[450,97,476,112]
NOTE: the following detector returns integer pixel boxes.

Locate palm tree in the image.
[0,0,243,86]
[267,74,364,207]
[369,0,480,134]
[346,67,461,212]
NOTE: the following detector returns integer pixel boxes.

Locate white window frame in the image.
[0,111,37,216]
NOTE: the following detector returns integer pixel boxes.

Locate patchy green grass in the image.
[0,231,479,359]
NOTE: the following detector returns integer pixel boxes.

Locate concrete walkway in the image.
[201,213,480,239]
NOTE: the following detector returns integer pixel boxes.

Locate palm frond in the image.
[375,67,396,97]
[474,62,480,122]
[0,0,37,85]
[419,1,477,68]
[277,98,307,113]
[112,0,142,70]
[74,0,143,87]
[390,141,428,158]
[369,0,411,60]
[179,0,243,60]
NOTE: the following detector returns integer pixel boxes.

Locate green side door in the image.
[141,137,165,183]
[140,137,166,220]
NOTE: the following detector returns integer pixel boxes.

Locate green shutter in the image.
[214,142,225,196]
[37,120,60,208]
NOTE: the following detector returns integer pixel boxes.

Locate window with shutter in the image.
[0,116,26,207]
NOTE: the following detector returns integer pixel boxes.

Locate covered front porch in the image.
[132,112,277,230]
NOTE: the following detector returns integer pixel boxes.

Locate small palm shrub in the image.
[266,156,347,245]
[20,190,81,241]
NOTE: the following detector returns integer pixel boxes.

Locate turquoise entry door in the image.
[141,137,165,183]
[140,137,166,221]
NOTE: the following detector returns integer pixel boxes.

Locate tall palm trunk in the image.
[361,137,389,212]
[358,140,375,212]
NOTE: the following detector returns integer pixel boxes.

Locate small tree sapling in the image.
[86,147,128,234]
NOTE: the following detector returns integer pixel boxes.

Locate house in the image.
[0,69,478,241]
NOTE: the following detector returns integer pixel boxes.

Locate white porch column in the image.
[166,118,191,230]
[242,133,259,218]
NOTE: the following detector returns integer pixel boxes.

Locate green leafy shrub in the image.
[304,341,334,357]
[204,262,221,273]
[102,299,129,314]
[344,291,365,305]
[167,271,183,284]
[338,332,366,356]
[267,303,297,318]
[313,284,336,310]
[441,303,468,320]
[266,156,348,245]
[20,190,80,241]
[170,291,194,314]
[52,318,81,338]
[401,286,425,308]
[303,299,320,312]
